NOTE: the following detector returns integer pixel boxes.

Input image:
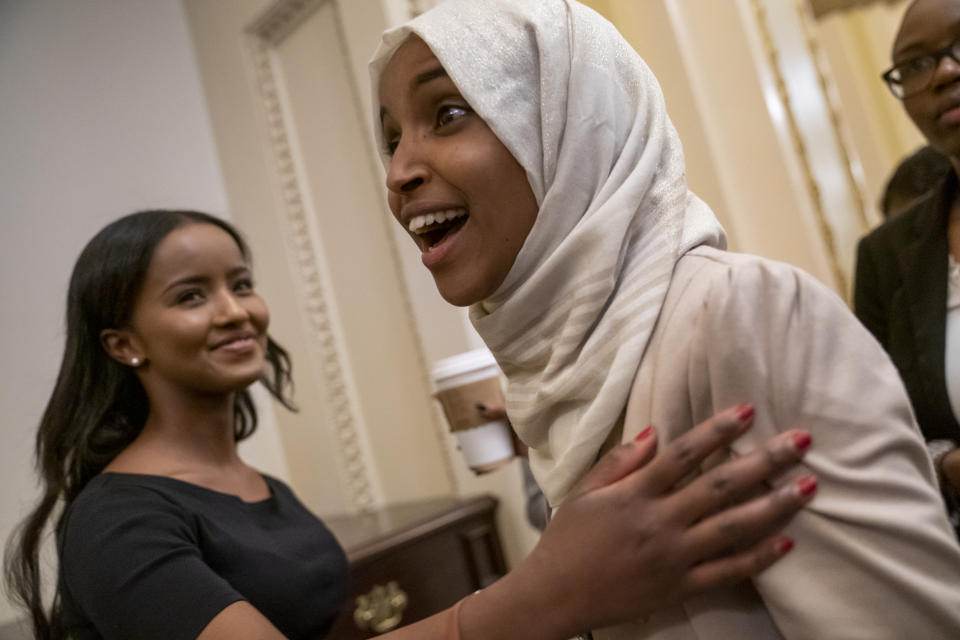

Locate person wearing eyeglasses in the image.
[855,0,960,534]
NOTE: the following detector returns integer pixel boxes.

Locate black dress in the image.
[57,472,349,640]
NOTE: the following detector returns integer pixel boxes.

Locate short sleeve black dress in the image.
[57,473,349,640]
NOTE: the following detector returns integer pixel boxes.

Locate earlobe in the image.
[100,329,145,367]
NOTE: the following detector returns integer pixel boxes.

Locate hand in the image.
[468,404,815,640]
[940,448,960,495]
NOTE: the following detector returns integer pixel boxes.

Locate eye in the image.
[901,55,935,78]
[437,104,470,128]
[383,136,400,157]
[233,278,255,295]
[176,289,204,305]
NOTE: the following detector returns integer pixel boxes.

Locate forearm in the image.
[378,568,574,640]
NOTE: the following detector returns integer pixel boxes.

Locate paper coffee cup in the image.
[431,349,514,472]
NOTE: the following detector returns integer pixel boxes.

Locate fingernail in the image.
[635,425,654,441]
[475,403,487,412]
[795,475,817,497]
[775,536,794,555]
[792,432,812,452]
[736,404,754,424]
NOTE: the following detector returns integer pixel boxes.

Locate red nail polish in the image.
[635,425,653,441]
[736,404,754,423]
[775,537,794,555]
[796,475,817,497]
[793,432,812,452]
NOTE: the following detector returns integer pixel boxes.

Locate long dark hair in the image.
[4,210,295,639]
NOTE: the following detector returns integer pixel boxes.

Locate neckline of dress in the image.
[97,471,276,506]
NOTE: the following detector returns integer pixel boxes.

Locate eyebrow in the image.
[162,266,250,295]
[379,66,450,122]
[413,66,448,87]
[893,41,927,62]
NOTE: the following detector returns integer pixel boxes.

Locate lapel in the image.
[898,173,955,421]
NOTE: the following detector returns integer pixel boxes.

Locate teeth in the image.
[408,209,467,233]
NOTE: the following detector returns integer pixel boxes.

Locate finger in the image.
[680,473,816,563]
[668,429,812,524]
[511,429,529,458]
[567,427,659,500]
[681,534,796,596]
[639,404,754,495]
[475,403,508,421]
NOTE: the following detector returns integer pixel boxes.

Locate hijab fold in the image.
[371,0,725,505]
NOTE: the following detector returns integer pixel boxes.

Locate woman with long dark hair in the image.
[4,210,321,639]
[5,208,815,639]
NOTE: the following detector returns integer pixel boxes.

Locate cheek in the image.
[904,96,935,131]
[248,297,270,333]
[141,314,205,347]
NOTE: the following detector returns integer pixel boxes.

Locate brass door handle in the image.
[353,581,409,634]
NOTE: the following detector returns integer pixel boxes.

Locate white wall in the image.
[0,0,285,624]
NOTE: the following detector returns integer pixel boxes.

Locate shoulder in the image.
[860,175,951,253]
[673,246,841,313]
[60,474,197,553]
[859,206,920,255]
[67,474,187,520]
[663,247,866,367]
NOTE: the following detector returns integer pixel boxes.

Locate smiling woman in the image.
[99,223,271,400]
[379,36,539,306]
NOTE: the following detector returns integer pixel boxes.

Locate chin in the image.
[433,274,494,307]
[219,363,268,392]
[439,291,478,307]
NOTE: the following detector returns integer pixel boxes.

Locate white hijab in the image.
[370,0,725,505]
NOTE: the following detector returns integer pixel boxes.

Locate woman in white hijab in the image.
[372,0,960,638]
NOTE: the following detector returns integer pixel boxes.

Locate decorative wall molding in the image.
[795,0,873,233]
[330,0,459,497]
[245,0,458,511]
[247,0,326,46]
[247,0,376,512]
[750,0,849,297]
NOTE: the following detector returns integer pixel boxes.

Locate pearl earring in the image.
[131,357,140,366]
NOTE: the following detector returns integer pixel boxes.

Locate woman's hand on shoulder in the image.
[467,404,814,639]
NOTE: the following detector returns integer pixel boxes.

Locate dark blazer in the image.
[854,172,960,443]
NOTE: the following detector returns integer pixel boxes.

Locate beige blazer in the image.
[596,246,960,639]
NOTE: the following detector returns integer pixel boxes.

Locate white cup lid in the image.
[431,348,498,386]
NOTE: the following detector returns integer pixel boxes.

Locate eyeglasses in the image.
[882,38,960,99]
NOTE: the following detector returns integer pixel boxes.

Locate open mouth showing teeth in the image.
[408,209,469,248]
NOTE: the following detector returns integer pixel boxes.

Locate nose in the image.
[930,50,960,90]
[385,137,428,195]
[214,289,248,326]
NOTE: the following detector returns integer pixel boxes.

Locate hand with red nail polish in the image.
[482,404,814,639]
